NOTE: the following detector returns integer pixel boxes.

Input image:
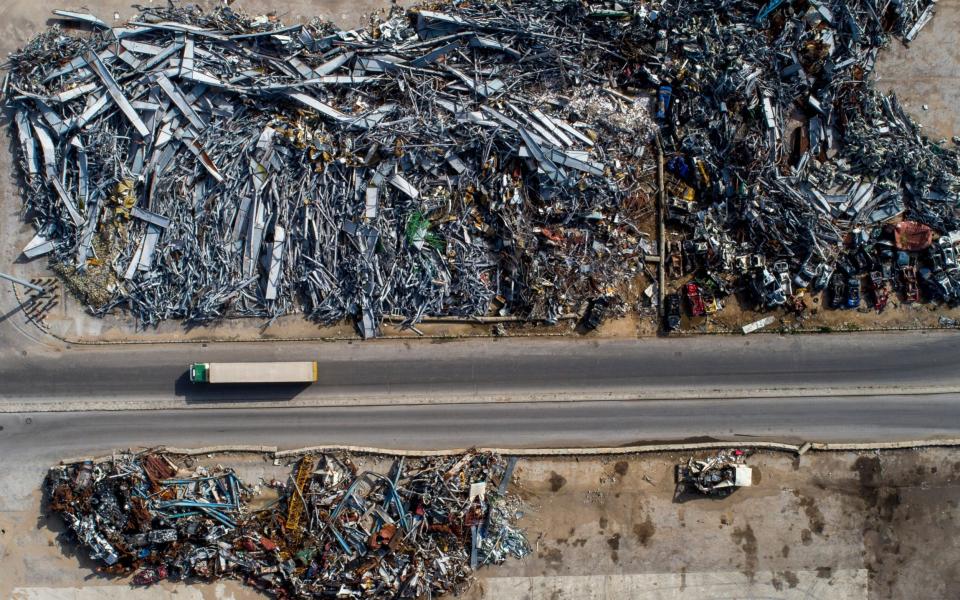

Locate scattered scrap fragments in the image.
[4,0,959,338]
[3,2,659,336]
[675,449,754,498]
[45,450,529,598]
[649,0,960,324]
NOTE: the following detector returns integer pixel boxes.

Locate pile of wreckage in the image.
[45,450,528,598]
[675,449,754,498]
[635,0,960,323]
[6,1,959,336]
[3,2,660,336]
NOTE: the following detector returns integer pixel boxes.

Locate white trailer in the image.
[190,362,317,384]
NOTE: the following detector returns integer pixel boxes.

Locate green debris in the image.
[405,211,444,251]
[405,211,429,249]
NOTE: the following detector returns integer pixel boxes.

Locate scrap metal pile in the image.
[633,0,960,315]
[675,449,754,498]
[3,3,659,335]
[45,450,528,598]
[8,1,959,335]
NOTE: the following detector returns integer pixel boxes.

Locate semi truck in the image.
[189,361,318,384]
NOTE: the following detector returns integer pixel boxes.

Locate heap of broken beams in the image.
[45,450,528,598]
[3,3,658,337]
[4,1,959,338]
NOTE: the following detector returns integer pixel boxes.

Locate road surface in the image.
[4,393,960,455]
[1,331,958,411]
[0,391,958,500]
[2,391,960,505]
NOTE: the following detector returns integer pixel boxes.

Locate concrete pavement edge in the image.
[52,438,960,466]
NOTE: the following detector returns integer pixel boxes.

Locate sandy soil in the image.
[3,448,960,599]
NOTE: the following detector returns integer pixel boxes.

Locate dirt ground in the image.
[2,448,960,600]
[671,273,960,335]
[489,448,960,600]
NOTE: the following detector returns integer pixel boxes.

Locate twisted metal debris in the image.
[46,450,529,598]
[3,3,658,335]
[632,0,960,314]
[5,0,959,335]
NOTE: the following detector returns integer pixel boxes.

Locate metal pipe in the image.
[0,271,45,293]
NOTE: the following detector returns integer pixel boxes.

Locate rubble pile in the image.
[45,451,529,598]
[674,449,753,498]
[3,3,659,335]
[620,0,960,315]
[6,0,960,335]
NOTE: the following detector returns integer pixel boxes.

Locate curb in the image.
[58,445,280,465]
[812,438,960,451]
[276,441,802,458]
[55,439,960,466]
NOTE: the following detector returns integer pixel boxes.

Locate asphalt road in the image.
[1,332,959,410]
[0,330,956,466]
[5,386,959,507]
[2,393,960,461]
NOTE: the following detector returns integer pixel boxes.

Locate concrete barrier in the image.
[56,438,960,466]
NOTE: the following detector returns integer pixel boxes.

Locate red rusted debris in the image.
[893,221,934,251]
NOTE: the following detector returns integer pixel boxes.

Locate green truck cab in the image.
[189,363,210,383]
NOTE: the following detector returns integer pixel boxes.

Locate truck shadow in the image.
[174,371,312,404]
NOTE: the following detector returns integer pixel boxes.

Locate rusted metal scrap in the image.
[44,450,529,598]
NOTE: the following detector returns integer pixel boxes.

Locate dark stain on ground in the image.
[540,547,563,570]
[781,544,790,558]
[614,461,629,476]
[783,570,799,588]
[572,538,587,547]
[731,524,758,582]
[548,471,567,492]
[607,533,621,563]
[855,455,910,598]
[853,455,882,507]
[624,436,720,446]
[798,494,826,536]
[633,514,655,547]
[599,516,608,530]
[879,490,902,522]
[817,567,833,579]
[801,528,813,545]
[771,574,784,592]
